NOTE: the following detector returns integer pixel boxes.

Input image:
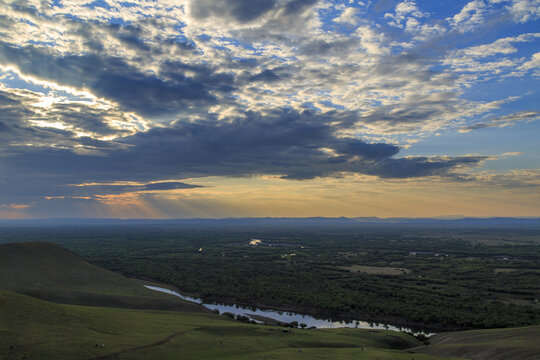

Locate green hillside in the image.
[0,290,460,360]
[412,325,540,360]
[0,242,203,312]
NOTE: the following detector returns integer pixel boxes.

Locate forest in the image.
[1,221,539,331]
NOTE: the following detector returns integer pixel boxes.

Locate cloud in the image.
[458,168,540,188]
[0,203,31,210]
[505,0,540,23]
[0,85,144,152]
[459,110,540,132]
[452,33,540,58]
[333,7,358,24]
[364,155,489,179]
[442,34,540,80]
[188,0,318,25]
[0,43,234,117]
[299,37,360,55]
[518,51,540,76]
[189,0,278,23]
[0,107,490,204]
[383,1,445,41]
[248,69,285,82]
[0,0,537,216]
[68,181,203,196]
[449,0,487,32]
[385,0,428,29]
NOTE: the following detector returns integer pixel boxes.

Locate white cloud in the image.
[443,33,540,82]
[464,169,540,188]
[507,0,540,22]
[355,25,389,55]
[455,33,540,58]
[334,7,359,24]
[383,0,444,41]
[460,110,540,132]
[449,0,487,32]
[518,52,540,76]
[385,0,427,29]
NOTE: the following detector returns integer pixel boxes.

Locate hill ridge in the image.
[0,241,205,312]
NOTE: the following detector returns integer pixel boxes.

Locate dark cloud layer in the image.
[0,107,486,202]
[70,182,203,196]
[191,0,277,22]
[0,43,233,116]
[190,0,317,23]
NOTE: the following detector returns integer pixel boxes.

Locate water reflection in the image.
[144,285,432,336]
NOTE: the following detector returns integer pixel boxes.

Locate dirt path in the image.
[87,328,199,360]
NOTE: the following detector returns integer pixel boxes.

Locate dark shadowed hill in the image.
[0,242,205,312]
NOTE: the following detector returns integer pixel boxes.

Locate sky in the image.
[0,0,539,219]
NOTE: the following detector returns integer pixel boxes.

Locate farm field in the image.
[339,265,411,275]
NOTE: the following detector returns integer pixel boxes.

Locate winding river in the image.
[144,285,432,336]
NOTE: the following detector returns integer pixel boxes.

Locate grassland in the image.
[412,325,540,360]
[0,290,460,360]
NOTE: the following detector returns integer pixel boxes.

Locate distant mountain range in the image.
[1,216,539,227]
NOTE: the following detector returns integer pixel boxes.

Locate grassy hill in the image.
[0,242,203,312]
[412,325,540,360]
[0,290,461,360]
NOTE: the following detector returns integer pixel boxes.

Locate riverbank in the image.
[133,277,452,333]
[143,283,438,336]
[200,295,454,333]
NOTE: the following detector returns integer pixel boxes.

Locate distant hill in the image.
[0,242,205,312]
[1,216,539,228]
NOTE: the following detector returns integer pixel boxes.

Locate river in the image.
[144,285,432,336]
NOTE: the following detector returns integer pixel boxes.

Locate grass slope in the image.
[0,242,203,312]
[412,325,540,360]
[0,290,462,360]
